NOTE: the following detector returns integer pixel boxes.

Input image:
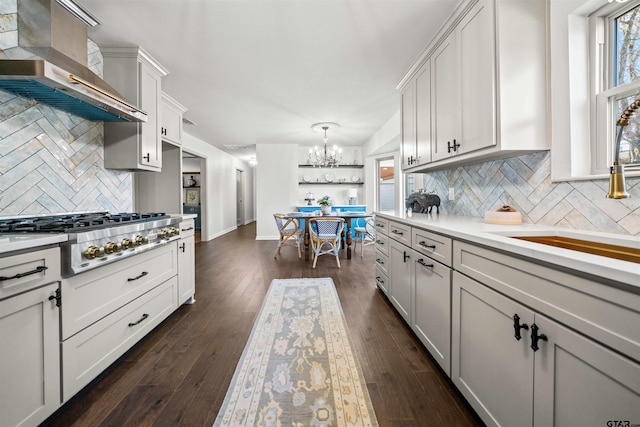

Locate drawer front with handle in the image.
[388,220,411,245]
[375,234,389,257]
[179,219,195,238]
[412,228,452,267]
[62,276,177,401]
[374,217,389,236]
[375,249,389,277]
[375,267,389,295]
[0,248,61,299]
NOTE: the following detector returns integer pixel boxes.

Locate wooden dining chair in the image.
[273,214,303,258]
[308,217,345,268]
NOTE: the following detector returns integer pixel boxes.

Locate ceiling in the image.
[78,0,459,162]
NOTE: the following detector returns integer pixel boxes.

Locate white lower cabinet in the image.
[0,282,60,427]
[388,238,413,324]
[62,276,178,401]
[412,253,451,376]
[452,271,640,427]
[178,219,196,305]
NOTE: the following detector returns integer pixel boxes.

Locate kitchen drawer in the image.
[375,249,389,277]
[374,216,389,236]
[388,220,411,246]
[412,228,452,267]
[375,234,389,257]
[61,242,177,339]
[179,218,195,238]
[375,267,389,296]
[62,275,177,401]
[0,247,60,300]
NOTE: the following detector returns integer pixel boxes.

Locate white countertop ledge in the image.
[375,211,640,289]
[0,234,68,254]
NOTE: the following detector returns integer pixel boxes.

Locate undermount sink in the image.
[510,235,640,264]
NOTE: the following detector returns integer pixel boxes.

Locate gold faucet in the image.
[606,99,639,199]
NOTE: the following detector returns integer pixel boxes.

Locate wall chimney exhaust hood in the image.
[0,0,147,122]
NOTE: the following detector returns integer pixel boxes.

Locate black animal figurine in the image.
[405,192,441,214]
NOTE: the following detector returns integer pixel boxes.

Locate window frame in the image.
[590,0,640,174]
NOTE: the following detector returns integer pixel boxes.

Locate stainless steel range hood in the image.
[0,0,146,122]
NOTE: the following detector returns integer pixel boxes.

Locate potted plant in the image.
[318,195,333,215]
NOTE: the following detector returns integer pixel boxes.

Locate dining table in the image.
[283,211,373,261]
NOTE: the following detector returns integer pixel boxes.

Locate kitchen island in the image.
[374,211,639,427]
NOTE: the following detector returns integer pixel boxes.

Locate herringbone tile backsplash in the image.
[416,151,640,236]
[0,12,133,216]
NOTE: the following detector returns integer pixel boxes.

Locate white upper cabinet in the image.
[102,47,169,171]
[399,0,548,171]
[161,92,187,146]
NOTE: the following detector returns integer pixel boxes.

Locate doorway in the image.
[182,150,205,242]
[236,169,244,226]
[377,158,395,211]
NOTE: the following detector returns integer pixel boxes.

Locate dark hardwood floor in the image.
[42,222,483,426]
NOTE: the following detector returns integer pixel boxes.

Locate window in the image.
[591,1,640,173]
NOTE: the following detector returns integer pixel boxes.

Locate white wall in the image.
[363,111,402,211]
[181,132,254,241]
[255,143,299,240]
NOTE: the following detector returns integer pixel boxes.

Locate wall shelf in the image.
[299,182,363,185]
[298,164,364,169]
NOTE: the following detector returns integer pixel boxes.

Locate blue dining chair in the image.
[308,217,345,268]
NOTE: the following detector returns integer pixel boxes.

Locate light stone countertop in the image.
[0,233,68,255]
[375,211,640,290]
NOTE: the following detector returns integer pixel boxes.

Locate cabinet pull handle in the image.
[375,276,384,284]
[179,243,186,252]
[513,314,529,341]
[376,224,385,228]
[127,271,148,282]
[181,227,194,232]
[530,323,547,351]
[376,258,384,265]
[143,153,150,162]
[417,258,434,269]
[392,229,404,235]
[0,265,48,282]
[48,288,61,307]
[418,241,436,249]
[447,139,461,153]
[403,251,410,262]
[376,240,384,245]
[128,313,149,327]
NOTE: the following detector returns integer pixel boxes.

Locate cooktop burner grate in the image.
[0,212,168,233]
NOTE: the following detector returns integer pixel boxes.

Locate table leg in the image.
[304,230,310,261]
[345,218,352,260]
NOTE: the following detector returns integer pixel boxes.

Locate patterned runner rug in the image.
[214,277,378,427]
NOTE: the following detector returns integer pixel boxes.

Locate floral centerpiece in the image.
[317,195,333,215]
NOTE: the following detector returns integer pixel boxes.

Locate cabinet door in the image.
[458,0,495,154]
[400,79,416,169]
[533,315,640,427]
[415,61,432,165]
[389,239,413,324]
[178,235,196,305]
[161,100,183,145]
[432,33,458,161]
[139,60,162,168]
[452,272,534,427]
[0,283,60,427]
[412,254,451,376]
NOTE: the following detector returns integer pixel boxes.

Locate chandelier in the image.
[308,122,342,167]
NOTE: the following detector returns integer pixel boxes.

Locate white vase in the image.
[321,205,331,215]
